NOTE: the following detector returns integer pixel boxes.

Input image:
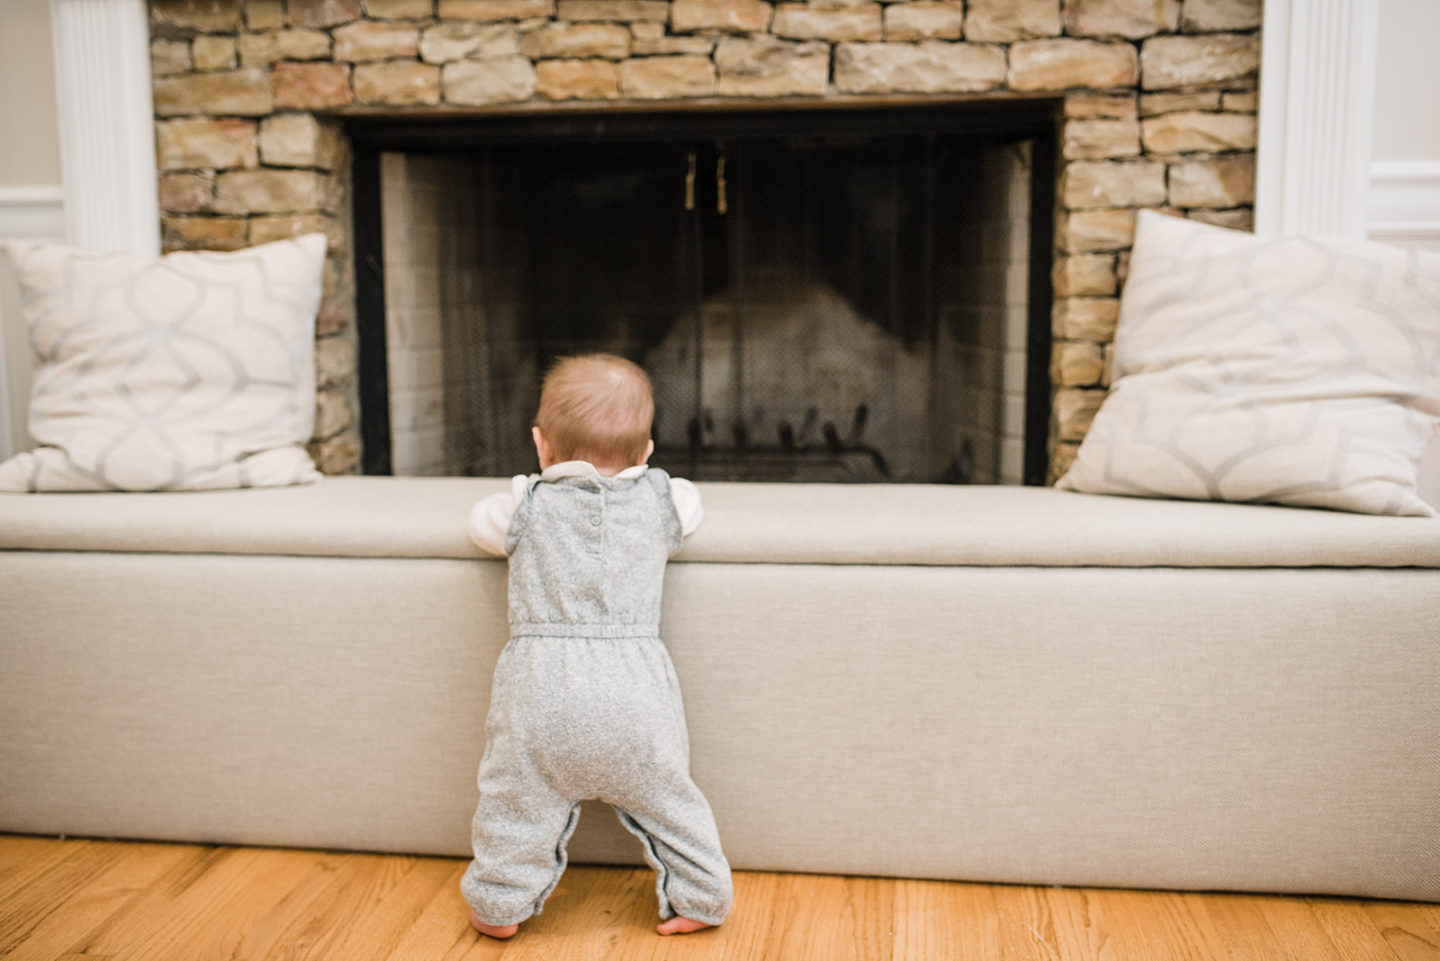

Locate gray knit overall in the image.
[461,467,733,928]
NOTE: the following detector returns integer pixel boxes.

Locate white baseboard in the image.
[1367,160,1440,248]
[0,185,65,461]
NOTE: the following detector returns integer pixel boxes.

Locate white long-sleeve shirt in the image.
[468,461,704,557]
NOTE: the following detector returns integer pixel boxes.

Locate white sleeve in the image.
[669,477,704,538]
[467,475,529,556]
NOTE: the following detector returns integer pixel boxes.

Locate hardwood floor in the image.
[1,835,1437,960]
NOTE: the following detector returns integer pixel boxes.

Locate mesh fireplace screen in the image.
[378,129,1037,484]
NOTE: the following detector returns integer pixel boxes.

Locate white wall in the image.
[1369,0,1440,507]
[0,0,65,461]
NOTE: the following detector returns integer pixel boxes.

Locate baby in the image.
[461,353,733,938]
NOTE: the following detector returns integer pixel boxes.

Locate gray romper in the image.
[461,467,733,928]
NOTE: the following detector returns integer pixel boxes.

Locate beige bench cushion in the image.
[2,477,1439,568]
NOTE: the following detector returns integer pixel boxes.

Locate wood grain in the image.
[1,835,1435,961]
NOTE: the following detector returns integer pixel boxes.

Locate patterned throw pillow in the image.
[1057,211,1440,516]
[0,235,326,492]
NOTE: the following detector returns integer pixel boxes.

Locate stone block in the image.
[151,39,192,77]
[1060,208,1136,252]
[883,2,962,41]
[618,56,717,97]
[420,23,520,62]
[522,23,632,59]
[308,432,362,474]
[1062,159,1167,208]
[715,37,829,96]
[1053,253,1116,296]
[1187,207,1252,231]
[249,213,347,250]
[154,69,273,116]
[1181,0,1260,31]
[151,0,241,33]
[1142,111,1256,153]
[314,389,354,440]
[1063,118,1141,159]
[317,297,354,337]
[364,0,436,16]
[245,0,285,29]
[1140,34,1258,90]
[1051,340,1105,387]
[259,113,344,169]
[1008,38,1138,90]
[315,336,356,390]
[157,173,216,213]
[156,117,259,170]
[965,0,1061,41]
[161,216,249,251]
[632,34,716,54]
[438,0,554,19]
[1050,441,1080,482]
[333,21,421,61]
[1063,0,1179,39]
[1063,93,1136,118]
[557,0,670,19]
[272,62,353,109]
[1221,90,1256,112]
[1167,155,1254,207]
[772,4,883,41]
[1052,296,1120,340]
[238,29,333,66]
[289,0,362,27]
[1138,91,1220,115]
[214,169,330,215]
[354,62,443,105]
[1054,387,1106,441]
[192,36,237,71]
[443,57,538,103]
[672,0,773,33]
[834,42,1007,94]
[535,59,621,98]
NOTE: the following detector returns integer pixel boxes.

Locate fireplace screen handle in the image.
[685,152,696,211]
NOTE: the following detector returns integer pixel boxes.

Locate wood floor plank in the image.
[3,836,1439,961]
[78,845,321,960]
[1306,898,1406,961]
[1362,900,1440,961]
[0,841,197,961]
[0,840,157,956]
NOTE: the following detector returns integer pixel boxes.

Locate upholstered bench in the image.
[2,478,1438,902]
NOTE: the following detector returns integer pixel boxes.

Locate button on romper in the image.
[461,467,733,928]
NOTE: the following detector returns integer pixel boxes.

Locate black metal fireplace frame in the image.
[347,96,1060,483]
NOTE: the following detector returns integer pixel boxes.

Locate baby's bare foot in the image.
[657,916,715,936]
[470,911,519,939]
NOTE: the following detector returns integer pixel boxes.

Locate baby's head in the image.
[532,354,655,473]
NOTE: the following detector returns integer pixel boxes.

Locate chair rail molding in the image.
[49,0,159,256]
[1256,0,1379,239]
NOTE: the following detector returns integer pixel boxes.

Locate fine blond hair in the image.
[534,354,654,467]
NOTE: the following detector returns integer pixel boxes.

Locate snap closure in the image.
[590,515,602,526]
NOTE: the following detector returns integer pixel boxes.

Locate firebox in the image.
[349,100,1057,484]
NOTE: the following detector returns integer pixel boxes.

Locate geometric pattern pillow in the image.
[0,234,326,492]
[1056,211,1440,516]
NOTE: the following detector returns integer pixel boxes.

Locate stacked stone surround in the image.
[148,0,1262,479]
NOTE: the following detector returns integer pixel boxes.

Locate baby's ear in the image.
[643,438,655,464]
[532,427,554,469]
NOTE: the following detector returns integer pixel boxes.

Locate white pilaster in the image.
[49,0,159,255]
[1256,0,1379,238]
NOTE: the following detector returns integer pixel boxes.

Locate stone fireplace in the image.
[146,0,1261,482]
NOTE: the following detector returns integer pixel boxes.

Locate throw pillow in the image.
[1056,211,1440,516]
[0,234,326,492]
